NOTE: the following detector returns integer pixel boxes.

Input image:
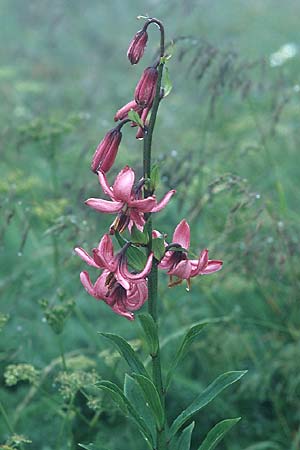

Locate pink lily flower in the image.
[85,166,175,233]
[75,233,153,291]
[80,270,148,320]
[127,28,148,65]
[159,219,223,289]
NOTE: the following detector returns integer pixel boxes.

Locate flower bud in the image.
[127,29,148,65]
[134,67,158,108]
[91,128,122,173]
[114,100,142,122]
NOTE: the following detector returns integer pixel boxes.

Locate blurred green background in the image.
[1,0,300,449]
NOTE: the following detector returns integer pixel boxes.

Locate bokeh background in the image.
[1,0,300,449]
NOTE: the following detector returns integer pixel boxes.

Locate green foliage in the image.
[197,418,241,450]
[170,371,247,436]
[166,322,207,389]
[138,313,159,356]
[99,333,149,377]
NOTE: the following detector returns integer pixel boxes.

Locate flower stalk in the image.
[142,18,167,450]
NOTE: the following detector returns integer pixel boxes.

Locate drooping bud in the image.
[114,100,142,122]
[134,67,158,108]
[127,29,148,65]
[91,128,122,173]
[136,106,150,140]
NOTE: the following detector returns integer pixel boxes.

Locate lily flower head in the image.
[159,219,223,290]
[80,270,148,320]
[75,233,153,291]
[85,166,175,234]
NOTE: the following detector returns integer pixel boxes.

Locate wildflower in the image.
[91,128,122,173]
[134,66,158,108]
[85,166,175,233]
[114,100,142,122]
[75,233,153,290]
[159,219,223,289]
[127,28,148,65]
[80,270,148,320]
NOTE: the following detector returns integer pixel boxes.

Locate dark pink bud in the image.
[127,29,148,65]
[134,67,158,108]
[91,128,122,173]
[114,100,142,122]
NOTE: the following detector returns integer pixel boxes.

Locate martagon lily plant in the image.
[75,17,246,450]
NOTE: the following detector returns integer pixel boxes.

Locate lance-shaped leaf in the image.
[131,224,149,245]
[196,417,241,450]
[96,380,153,447]
[152,237,165,261]
[166,322,207,389]
[162,66,173,97]
[150,164,160,191]
[100,333,148,377]
[115,232,147,271]
[79,444,109,450]
[170,371,247,436]
[138,313,159,356]
[132,373,165,430]
[174,422,195,450]
[128,109,144,128]
[124,374,156,442]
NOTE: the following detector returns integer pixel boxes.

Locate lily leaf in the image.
[150,164,160,191]
[177,422,195,450]
[115,232,147,271]
[96,380,154,447]
[162,66,173,97]
[132,373,165,430]
[128,109,144,128]
[138,313,159,356]
[152,237,165,261]
[197,417,241,450]
[170,371,247,436]
[100,333,148,377]
[131,225,149,245]
[124,374,156,442]
[166,322,207,389]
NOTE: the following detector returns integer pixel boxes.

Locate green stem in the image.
[57,334,67,371]
[143,18,167,450]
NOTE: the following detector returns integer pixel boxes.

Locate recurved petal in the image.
[111,301,135,320]
[113,166,135,202]
[190,249,209,276]
[75,247,100,268]
[201,260,223,274]
[85,198,123,214]
[80,271,95,297]
[98,171,114,198]
[93,234,117,271]
[129,196,157,212]
[119,252,153,282]
[167,259,193,280]
[173,219,190,250]
[126,280,148,310]
[93,271,110,298]
[150,189,176,213]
